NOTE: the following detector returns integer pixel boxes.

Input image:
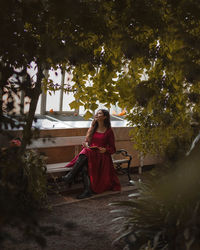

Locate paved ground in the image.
[3,173,141,250]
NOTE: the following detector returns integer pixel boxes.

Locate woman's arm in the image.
[105,129,116,154]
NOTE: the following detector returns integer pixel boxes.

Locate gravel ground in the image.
[2,174,140,250]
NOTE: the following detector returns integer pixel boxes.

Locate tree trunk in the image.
[20,64,44,152]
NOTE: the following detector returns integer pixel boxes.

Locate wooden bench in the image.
[46,149,133,184]
[28,136,133,184]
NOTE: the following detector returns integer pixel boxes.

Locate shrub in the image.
[0,146,48,246]
[111,143,200,250]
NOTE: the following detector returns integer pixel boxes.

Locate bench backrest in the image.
[27,136,86,149]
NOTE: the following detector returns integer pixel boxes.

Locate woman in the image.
[62,109,121,199]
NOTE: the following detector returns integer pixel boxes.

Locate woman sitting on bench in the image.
[62,109,121,199]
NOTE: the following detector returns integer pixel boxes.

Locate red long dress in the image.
[65,128,121,194]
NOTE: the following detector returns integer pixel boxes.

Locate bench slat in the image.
[112,159,129,164]
[47,168,70,173]
[47,162,71,173]
[47,159,128,174]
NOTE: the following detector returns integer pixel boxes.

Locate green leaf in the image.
[69,100,82,110]
[83,110,93,120]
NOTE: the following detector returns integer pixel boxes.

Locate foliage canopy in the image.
[71,0,200,155]
[1,0,200,155]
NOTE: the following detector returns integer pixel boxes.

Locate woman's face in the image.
[95,110,106,121]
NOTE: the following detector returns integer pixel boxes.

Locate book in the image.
[89,146,99,149]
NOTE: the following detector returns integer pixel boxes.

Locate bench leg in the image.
[115,162,134,185]
[127,161,131,181]
[127,161,135,185]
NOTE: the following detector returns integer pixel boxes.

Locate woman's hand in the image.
[91,115,98,126]
[98,147,106,153]
[82,142,89,148]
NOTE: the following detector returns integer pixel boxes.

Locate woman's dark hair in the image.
[85,109,111,143]
[101,109,111,129]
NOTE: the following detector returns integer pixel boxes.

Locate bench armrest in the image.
[115,149,132,161]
